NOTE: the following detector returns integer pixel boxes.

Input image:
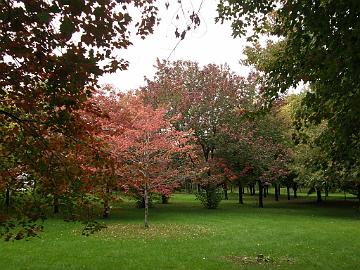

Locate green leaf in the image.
[60,17,75,38]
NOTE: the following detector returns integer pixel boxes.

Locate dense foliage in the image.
[1,1,359,242]
[217,0,360,197]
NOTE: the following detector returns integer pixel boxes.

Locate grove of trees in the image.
[1,0,359,240]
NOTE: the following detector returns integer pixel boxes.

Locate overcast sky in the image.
[98,0,252,91]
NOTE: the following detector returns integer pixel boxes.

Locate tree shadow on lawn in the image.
[261,197,360,217]
[106,196,360,224]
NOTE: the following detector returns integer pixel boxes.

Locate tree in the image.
[0,0,160,196]
[142,60,259,208]
[84,90,192,227]
[250,117,291,207]
[217,0,360,189]
[220,100,292,207]
[0,1,163,237]
[283,93,358,203]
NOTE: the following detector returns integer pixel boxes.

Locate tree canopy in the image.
[217,0,360,178]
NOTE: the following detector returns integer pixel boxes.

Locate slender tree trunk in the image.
[230,184,233,193]
[103,199,110,218]
[325,184,329,198]
[274,183,279,201]
[263,187,267,198]
[103,187,110,218]
[287,186,291,200]
[54,195,59,214]
[161,195,169,204]
[266,186,269,195]
[5,188,10,207]
[144,183,149,228]
[197,184,201,192]
[258,181,263,208]
[316,189,322,203]
[250,183,256,196]
[278,184,281,196]
[293,183,298,198]
[223,183,228,200]
[238,181,243,204]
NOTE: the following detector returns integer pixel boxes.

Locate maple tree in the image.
[1,0,160,136]
[0,0,163,235]
[142,60,260,208]
[0,0,160,197]
[83,89,192,227]
[143,60,293,208]
[217,110,292,208]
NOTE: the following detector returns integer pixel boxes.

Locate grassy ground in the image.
[0,192,359,270]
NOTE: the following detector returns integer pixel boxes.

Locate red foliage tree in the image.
[83,89,193,226]
[0,1,160,209]
[141,60,259,207]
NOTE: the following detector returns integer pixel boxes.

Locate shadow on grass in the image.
[103,194,360,225]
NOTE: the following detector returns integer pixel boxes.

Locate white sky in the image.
[98,0,252,91]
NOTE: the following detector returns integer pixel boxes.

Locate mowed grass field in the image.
[0,192,359,270]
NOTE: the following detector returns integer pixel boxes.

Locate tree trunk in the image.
[316,189,322,203]
[238,181,243,204]
[250,183,256,196]
[103,187,110,218]
[144,183,149,228]
[325,184,329,198]
[263,187,267,198]
[161,195,169,204]
[266,186,269,195]
[258,181,264,208]
[5,188,10,207]
[278,184,281,196]
[53,195,59,214]
[287,186,290,200]
[103,200,110,218]
[293,183,298,198]
[223,183,228,200]
[274,183,279,201]
[185,181,190,193]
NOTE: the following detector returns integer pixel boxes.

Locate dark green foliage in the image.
[0,217,44,242]
[217,0,360,193]
[195,185,223,209]
[134,193,155,209]
[81,221,107,237]
[161,195,170,204]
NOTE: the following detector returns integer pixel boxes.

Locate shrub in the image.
[195,185,223,209]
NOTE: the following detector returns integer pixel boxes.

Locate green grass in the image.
[1,193,359,270]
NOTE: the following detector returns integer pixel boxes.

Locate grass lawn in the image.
[1,192,359,270]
